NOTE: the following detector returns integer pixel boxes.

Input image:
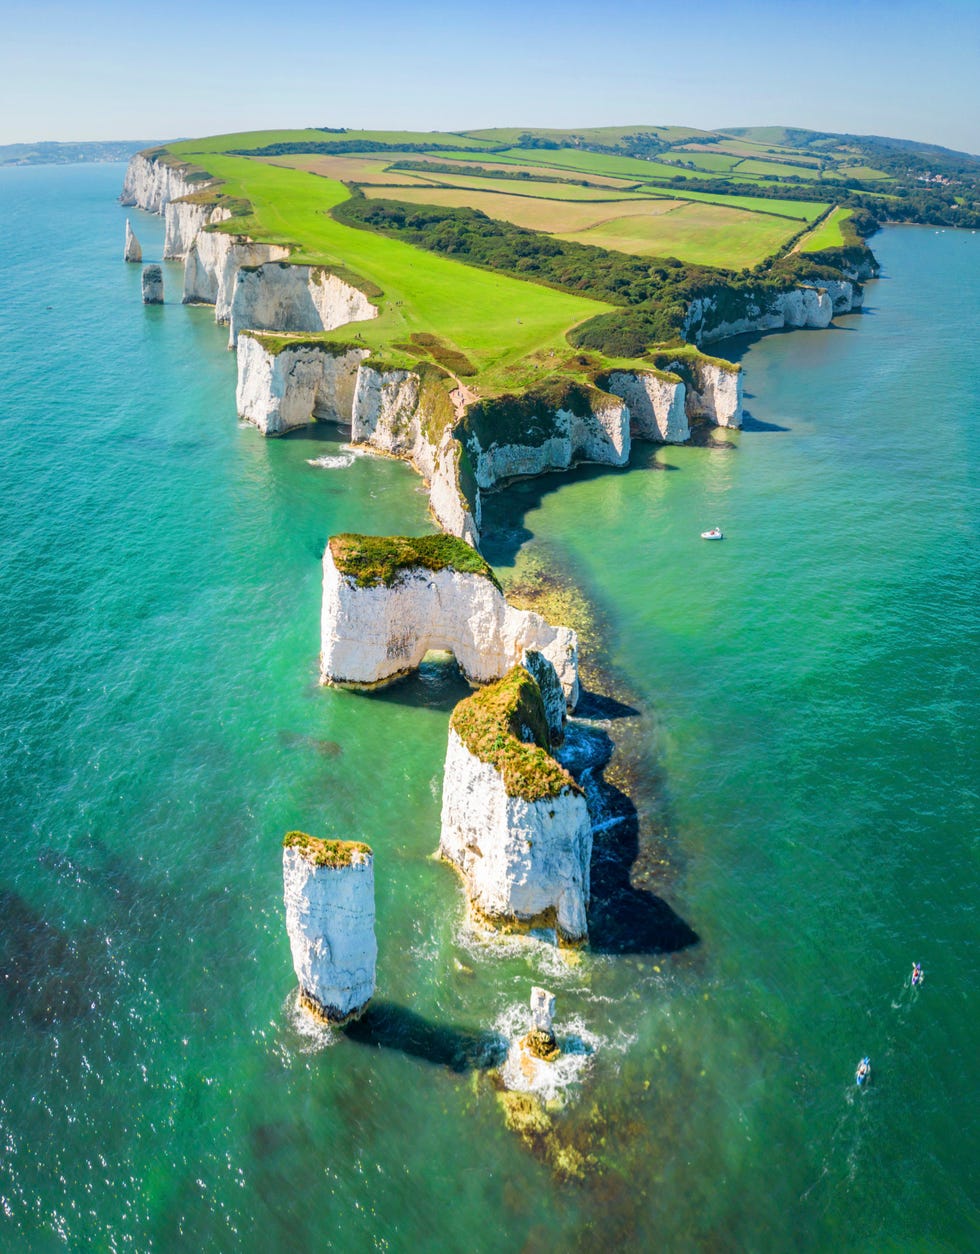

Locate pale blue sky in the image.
[1,0,977,152]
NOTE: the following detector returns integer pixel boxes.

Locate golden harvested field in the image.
[362,184,686,232]
[417,171,650,202]
[259,153,432,186]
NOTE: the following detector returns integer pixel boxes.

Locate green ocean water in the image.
[0,164,977,1251]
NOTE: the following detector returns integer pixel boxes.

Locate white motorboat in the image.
[701,527,724,541]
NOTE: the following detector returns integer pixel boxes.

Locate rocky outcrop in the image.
[282,832,376,1023]
[685,284,839,345]
[521,987,560,1061]
[683,357,743,428]
[321,534,579,706]
[603,370,688,443]
[164,199,230,260]
[121,151,213,215]
[141,265,163,304]
[440,665,591,941]
[462,386,629,488]
[237,336,368,436]
[236,337,479,542]
[124,219,142,263]
[228,263,376,348]
[521,650,566,745]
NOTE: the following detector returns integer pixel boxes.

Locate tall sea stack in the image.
[124,219,142,263]
[141,265,163,304]
[282,831,377,1023]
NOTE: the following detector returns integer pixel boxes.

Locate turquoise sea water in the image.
[0,164,977,1251]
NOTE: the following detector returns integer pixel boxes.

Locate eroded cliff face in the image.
[182,231,290,325]
[237,337,368,436]
[229,263,377,347]
[465,395,630,488]
[164,201,231,260]
[439,727,591,941]
[320,548,579,706]
[121,152,213,215]
[683,358,743,428]
[282,840,376,1022]
[685,284,843,344]
[604,370,689,443]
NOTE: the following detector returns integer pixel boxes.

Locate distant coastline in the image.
[0,140,164,168]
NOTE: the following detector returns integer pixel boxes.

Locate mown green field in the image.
[798,206,852,251]
[166,148,611,390]
[558,201,807,268]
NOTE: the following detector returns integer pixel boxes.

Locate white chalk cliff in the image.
[684,283,860,345]
[320,539,579,707]
[123,219,142,263]
[229,263,376,348]
[282,835,376,1022]
[439,665,592,942]
[121,152,213,215]
[603,370,690,443]
[465,393,630,487]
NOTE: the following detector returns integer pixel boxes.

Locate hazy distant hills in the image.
[0,140,164,167]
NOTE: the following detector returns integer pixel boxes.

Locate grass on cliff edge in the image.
[162,146,615,393]
[283,831,372,867]
[329,533,501,591]
[450,666,580,803]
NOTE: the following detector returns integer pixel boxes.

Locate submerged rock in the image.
[141,265,163,304]
[124,218,142,263]
[282,831,376,1023]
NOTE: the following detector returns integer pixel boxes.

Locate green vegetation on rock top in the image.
[450,666,580,802]
[283,831,372,867]
[329,533,500,590]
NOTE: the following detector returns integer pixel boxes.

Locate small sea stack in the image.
[124,218,142,263]
[282,831,376,1023]
[141,265,163,304]
[521,987,560,1062]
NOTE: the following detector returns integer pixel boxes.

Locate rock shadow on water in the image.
[740,410,790,433]
[560,721,698,957]
[343,1001,507,1073]
[357,655,474,712]
[0,887,105,1029]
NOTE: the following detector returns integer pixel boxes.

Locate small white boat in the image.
[701,527,724,541]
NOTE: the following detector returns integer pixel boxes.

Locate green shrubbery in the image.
[329,533,500,590]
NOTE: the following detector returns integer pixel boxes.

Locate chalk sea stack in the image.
[320,533,579,705]
[521,987,561,1062]
[123,218,142,263]
[440,661,592,942]
[282,832,377,1023]
[141,265,163,304]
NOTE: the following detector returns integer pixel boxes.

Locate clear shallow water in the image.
[0,166,977,1251]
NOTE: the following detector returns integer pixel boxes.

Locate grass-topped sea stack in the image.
[320,533,580,704]
[282,831,377,1023]
[440,661,592,942]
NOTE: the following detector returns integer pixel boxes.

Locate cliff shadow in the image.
[739,411,790,433]
[0,887,109,1030]
[480,451,673,571]
[561,723,699,957]
[357,656,474,712]
[343,1001,507,1072]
